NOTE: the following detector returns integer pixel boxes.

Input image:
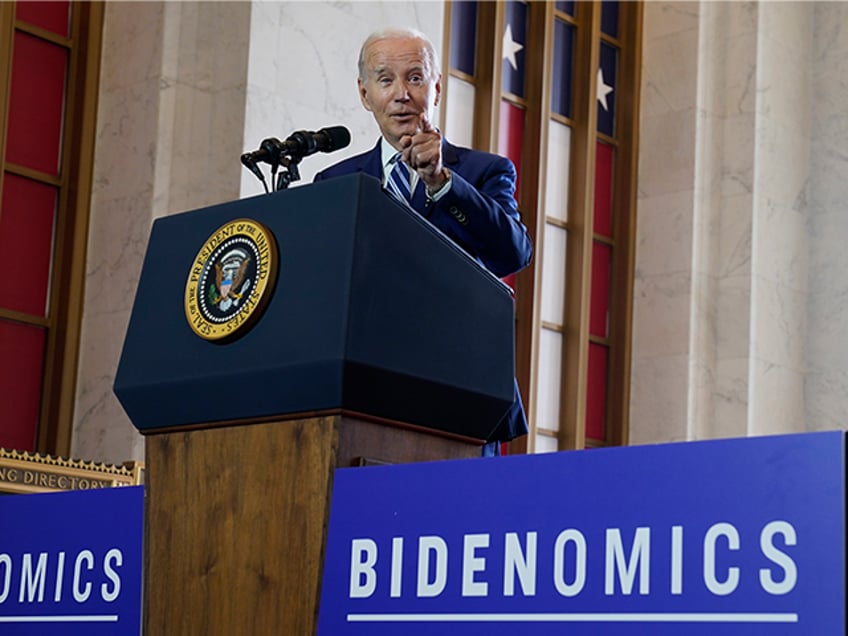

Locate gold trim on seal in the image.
[184,218,278,341]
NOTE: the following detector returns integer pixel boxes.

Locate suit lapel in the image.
[441,139,460,170]
[361,140,383,179]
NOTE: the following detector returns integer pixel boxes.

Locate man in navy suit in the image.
[315,28,533,454]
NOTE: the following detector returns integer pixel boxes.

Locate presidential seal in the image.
[184,218,278,341]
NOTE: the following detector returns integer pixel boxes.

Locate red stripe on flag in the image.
[586,342,608,441]
[594,141,614,237]
[590,241,611,338]
[498,99,525,196]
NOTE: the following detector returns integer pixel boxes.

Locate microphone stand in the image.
[274,155,302,192]
[242,126,350,193]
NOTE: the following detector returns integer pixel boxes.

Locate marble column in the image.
[806,3,848,432]
[632,1,848,444]
[73,2,251,463]
[631,2,701,443]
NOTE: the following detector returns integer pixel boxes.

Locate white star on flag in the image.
[597,67,613,111]
[502,23,523,71]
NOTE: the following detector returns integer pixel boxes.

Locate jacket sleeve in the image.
[428,154,533,278]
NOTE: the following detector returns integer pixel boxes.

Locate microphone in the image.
[281,126,351,157]
[241,126,351,166]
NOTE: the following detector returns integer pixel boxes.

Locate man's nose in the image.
[393,82,411,100]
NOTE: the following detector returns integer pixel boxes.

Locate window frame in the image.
[0,1,104,455]
[442,0,642,452]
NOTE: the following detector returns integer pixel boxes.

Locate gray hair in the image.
[357,28,441,81]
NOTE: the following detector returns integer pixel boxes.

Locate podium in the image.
[114,174,517,634]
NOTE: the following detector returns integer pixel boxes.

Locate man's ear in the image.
[358,78,373,112]
[433,73,442,107]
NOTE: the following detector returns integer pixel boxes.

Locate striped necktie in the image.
[385,154,415,210]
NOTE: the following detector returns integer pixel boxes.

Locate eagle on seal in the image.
[211,257,251,306]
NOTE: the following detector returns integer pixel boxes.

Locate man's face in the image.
[358,36,441,150]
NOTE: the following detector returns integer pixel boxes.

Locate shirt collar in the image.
[380,138,400,176]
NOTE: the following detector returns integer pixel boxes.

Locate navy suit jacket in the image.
[315,139,532,442]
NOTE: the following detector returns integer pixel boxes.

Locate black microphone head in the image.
[279,127,352,158]
[285,130,317,156]
[318,126,351,153]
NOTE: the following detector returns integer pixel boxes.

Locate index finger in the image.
[418,113,436,133]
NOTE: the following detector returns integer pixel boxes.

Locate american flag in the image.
[597,41,617,137]
[498,1,528,293]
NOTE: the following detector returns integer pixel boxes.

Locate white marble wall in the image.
[73,1,444,465]
[631,2,700,443]
[632,1,848,443]
[806,2,848,432]
[75,1,255,464]
[700,2,757,439]
[748,2,812,435]
[74,3,170,464]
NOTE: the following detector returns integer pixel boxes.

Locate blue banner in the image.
[318,432,845,635]
[0,486,143,635]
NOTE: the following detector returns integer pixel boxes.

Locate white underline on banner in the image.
[0,615,119,623]
[347,612,799,623]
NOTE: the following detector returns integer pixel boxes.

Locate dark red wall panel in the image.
[0,320,46,451]
[5,31,67,176]
[15,1,71,37]
[0,173,57,316]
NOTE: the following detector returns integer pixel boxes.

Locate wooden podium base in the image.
[143,413,481,635]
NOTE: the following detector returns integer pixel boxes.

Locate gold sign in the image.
[184,218,278,341]
[0,448,143,495]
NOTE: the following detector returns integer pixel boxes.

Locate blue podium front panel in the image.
[115,174,514,440]
[317,432,846,635]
